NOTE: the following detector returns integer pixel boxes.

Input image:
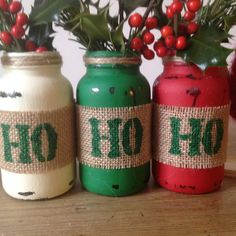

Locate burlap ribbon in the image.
[77,104,152,169]
[0,104,75,174]
[153,104,230,169]
[83,56,141,66]
[1,51,62,67]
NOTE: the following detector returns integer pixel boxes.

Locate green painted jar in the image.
[76,51,151,196]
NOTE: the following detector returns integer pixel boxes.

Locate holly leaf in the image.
[177,25,233,70]
[223,14,236,32]
[111,21,125,52]
[28,23,55,50]
[79,7,110,44]
[29,0,79,25]
[123,0,149,14]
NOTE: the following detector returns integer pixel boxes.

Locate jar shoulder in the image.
[0,72,74,111]
[77,71,151,107]
[153,65,230,106]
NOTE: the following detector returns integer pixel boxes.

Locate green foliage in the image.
[59,0,158,52]
[123,0,149,15]
[59,1,127,51]
[29,0,79,25]
[111,21,125,52]
[59,4,113,51]
[28,24,54,50]
[79,8,110,43]
[177,0,236,69]
[198,0,236,32]
[177,25,232,70]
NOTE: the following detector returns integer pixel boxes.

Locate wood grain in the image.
[225,117,236,177]
[0,120,236,236]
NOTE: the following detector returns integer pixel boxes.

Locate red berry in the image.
[16,13,29,26]
[184,11,196,21]
[145,17,158,30]
[128,13,143,28]
[0,31,12,45]
[176,36,187,50]
[11,25,25,39]
[142,31,154,45]
[142,48,155,60]
[9,1,22,14]
[165,35,176,48]
[187,22,199,34]
[166,7,174,19]
[156,46,168,58]
[25,40,37,51]
[171,1,183,14]
[153,40,164,51]
[130,37,143,51]
[0,0,9,11]
[187,0,202,12]
[161,25,173,38]
[36,46,48,53]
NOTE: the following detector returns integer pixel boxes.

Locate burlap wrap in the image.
[153,104,230,169]
[0,105,75,174]
[77,104,152,169]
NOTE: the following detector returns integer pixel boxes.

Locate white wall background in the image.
[2,0,236,95]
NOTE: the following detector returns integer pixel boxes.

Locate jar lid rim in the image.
[84,56,141,65]
[1,51,62,67]
[162,56,186,64]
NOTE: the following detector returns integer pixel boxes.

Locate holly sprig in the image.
[0,0,76,52]
[177,0,236,69]
[58,0,159,55]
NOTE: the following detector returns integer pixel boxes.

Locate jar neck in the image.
[1,51,62,77]
[3,64,62,78]
[162,56,187,66]
[84,50,141,70]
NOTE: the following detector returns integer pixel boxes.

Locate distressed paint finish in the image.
[153,58,230,194]
[77,51,151,196]
[0,52,76,200]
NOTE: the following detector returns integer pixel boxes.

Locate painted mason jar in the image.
[230,52,236,119]
[76,51,151,196]
[0,52,76,200]
[153,57,230,194]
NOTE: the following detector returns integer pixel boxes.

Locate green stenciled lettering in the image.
[107,119,122,158]
[1,124,31,163]
[31,123,57,162]
[122,118,143,156]
[89,118,102,157]
[202,119,224,156]
[169,118,202,156]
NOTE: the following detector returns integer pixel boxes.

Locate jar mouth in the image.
[84,50,141,65]
[162,56,186,64]
[1,51,62,67]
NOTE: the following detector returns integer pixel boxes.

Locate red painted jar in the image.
[230,52,236,119]
[153,57,230,194]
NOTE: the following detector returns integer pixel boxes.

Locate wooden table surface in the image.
[0,120,236,236]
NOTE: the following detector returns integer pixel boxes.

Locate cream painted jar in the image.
[0,52,76,200]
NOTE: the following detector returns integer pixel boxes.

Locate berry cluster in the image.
[157,0,201,57]
[0,0,48,52]
[129,0,202,59]
[129,13,157,60]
